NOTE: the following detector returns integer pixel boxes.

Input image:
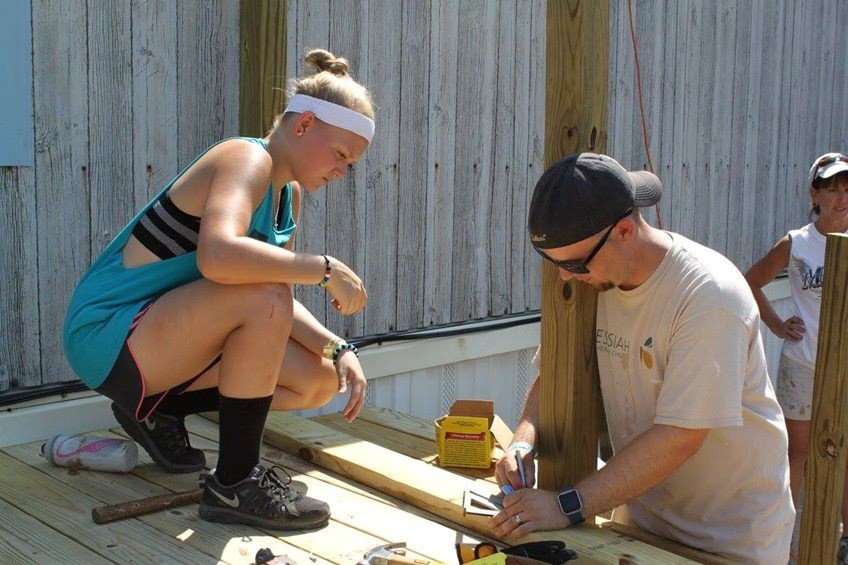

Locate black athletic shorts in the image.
[95,300,220,421]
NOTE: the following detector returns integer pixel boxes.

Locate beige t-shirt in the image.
[536,233,794,564]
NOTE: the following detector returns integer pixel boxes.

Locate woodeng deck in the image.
[0,408,727,564]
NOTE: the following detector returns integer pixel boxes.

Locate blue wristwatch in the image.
[556,486,585,525]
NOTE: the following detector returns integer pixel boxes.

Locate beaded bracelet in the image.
[318,255,331,287]
[332,342,359,363]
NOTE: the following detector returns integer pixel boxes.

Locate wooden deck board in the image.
[0,407,731,564]
[6,432,325,565]
[0,450,215,564]
[186,416,491,564]
[0,497,111,564]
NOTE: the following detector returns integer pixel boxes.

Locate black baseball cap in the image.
[528,153,662,249]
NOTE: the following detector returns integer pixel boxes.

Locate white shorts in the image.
[775,353,815,421]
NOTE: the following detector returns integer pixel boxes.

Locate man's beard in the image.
[590,281,615,292]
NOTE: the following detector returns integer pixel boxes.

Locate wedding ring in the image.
[514,515,522,524]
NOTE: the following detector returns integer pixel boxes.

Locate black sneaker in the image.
[199,464,330,530]
[111,402,206,473]
[199,468,309,496]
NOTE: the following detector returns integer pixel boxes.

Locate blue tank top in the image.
[63,138,296,387]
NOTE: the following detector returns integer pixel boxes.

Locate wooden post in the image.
[239,0,287,137]
[798,233,848,563]
[537,0,609,493]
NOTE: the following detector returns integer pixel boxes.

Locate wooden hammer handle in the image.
[91,488,203,524]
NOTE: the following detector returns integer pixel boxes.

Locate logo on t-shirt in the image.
[596,329,629,359]
[801,265,824,291]
[640,337,654,369]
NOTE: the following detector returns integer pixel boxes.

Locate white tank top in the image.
[782,223,827,368]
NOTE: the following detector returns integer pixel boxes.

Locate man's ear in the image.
[616,216,636,240]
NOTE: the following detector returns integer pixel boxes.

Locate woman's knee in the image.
[234,283,294,328]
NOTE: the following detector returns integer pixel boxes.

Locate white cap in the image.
[808,152,848,185]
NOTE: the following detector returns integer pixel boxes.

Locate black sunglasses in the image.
[533,210,632,274]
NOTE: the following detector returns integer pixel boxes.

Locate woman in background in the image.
[746,152,848,559]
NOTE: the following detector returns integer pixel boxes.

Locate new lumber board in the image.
[260,411,704,564]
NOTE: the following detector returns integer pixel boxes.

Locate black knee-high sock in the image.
[157,388,220,418]
[215,394,273,486]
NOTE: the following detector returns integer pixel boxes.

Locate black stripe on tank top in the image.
[131,193,202,259]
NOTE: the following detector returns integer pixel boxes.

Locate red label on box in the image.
[445,432,486,441]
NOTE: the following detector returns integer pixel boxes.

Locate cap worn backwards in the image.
[527,153,662,249]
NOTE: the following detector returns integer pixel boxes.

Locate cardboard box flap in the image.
[490,415,514,451]
[450,399,494,422]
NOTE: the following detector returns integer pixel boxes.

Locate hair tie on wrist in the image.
[318,255,331,287]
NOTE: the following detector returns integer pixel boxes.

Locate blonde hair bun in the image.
[305,49,350,77]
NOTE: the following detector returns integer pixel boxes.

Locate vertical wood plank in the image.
[538,0,608,492]
[706,2,734,253]
[0,167,40,389]
[798,234,848,563]
[88,2,133,258]
[132,0,178,211]
[395,0,430,331]
[751,0,785,264]
[32,0,90,384]
[524,0,546,313]
[324,0,368,340]
[490,0,516,318]
[239,0,287,138]
[728,1,757,269]
[362,1,401,335]
[289,0,330,326]
[177,0,240,164]
[510,0,532,312]
[423,0,458,326]
[450,0,499,322]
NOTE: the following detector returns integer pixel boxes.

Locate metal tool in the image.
[462,489,504,517]
[358,542,443,565]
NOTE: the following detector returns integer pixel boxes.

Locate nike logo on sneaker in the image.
[209,487,240,508]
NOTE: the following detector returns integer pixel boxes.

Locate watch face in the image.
[558,489,581,513]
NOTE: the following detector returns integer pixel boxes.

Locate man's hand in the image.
[490,488,570,539]
[335,350,366,422]
[495,446,536,489]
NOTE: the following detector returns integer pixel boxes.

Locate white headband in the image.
[285,94,375,142]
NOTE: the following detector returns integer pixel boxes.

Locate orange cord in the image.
[627,0,663,228]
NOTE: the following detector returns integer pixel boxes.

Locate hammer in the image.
[357,542,443,565]
[91,488,203,524]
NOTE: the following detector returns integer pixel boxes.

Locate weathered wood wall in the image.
[609,0,848,270]
[0,0,240,392]
[286,0,547,341]
[3,0,846,394]
[0,0,546,392]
